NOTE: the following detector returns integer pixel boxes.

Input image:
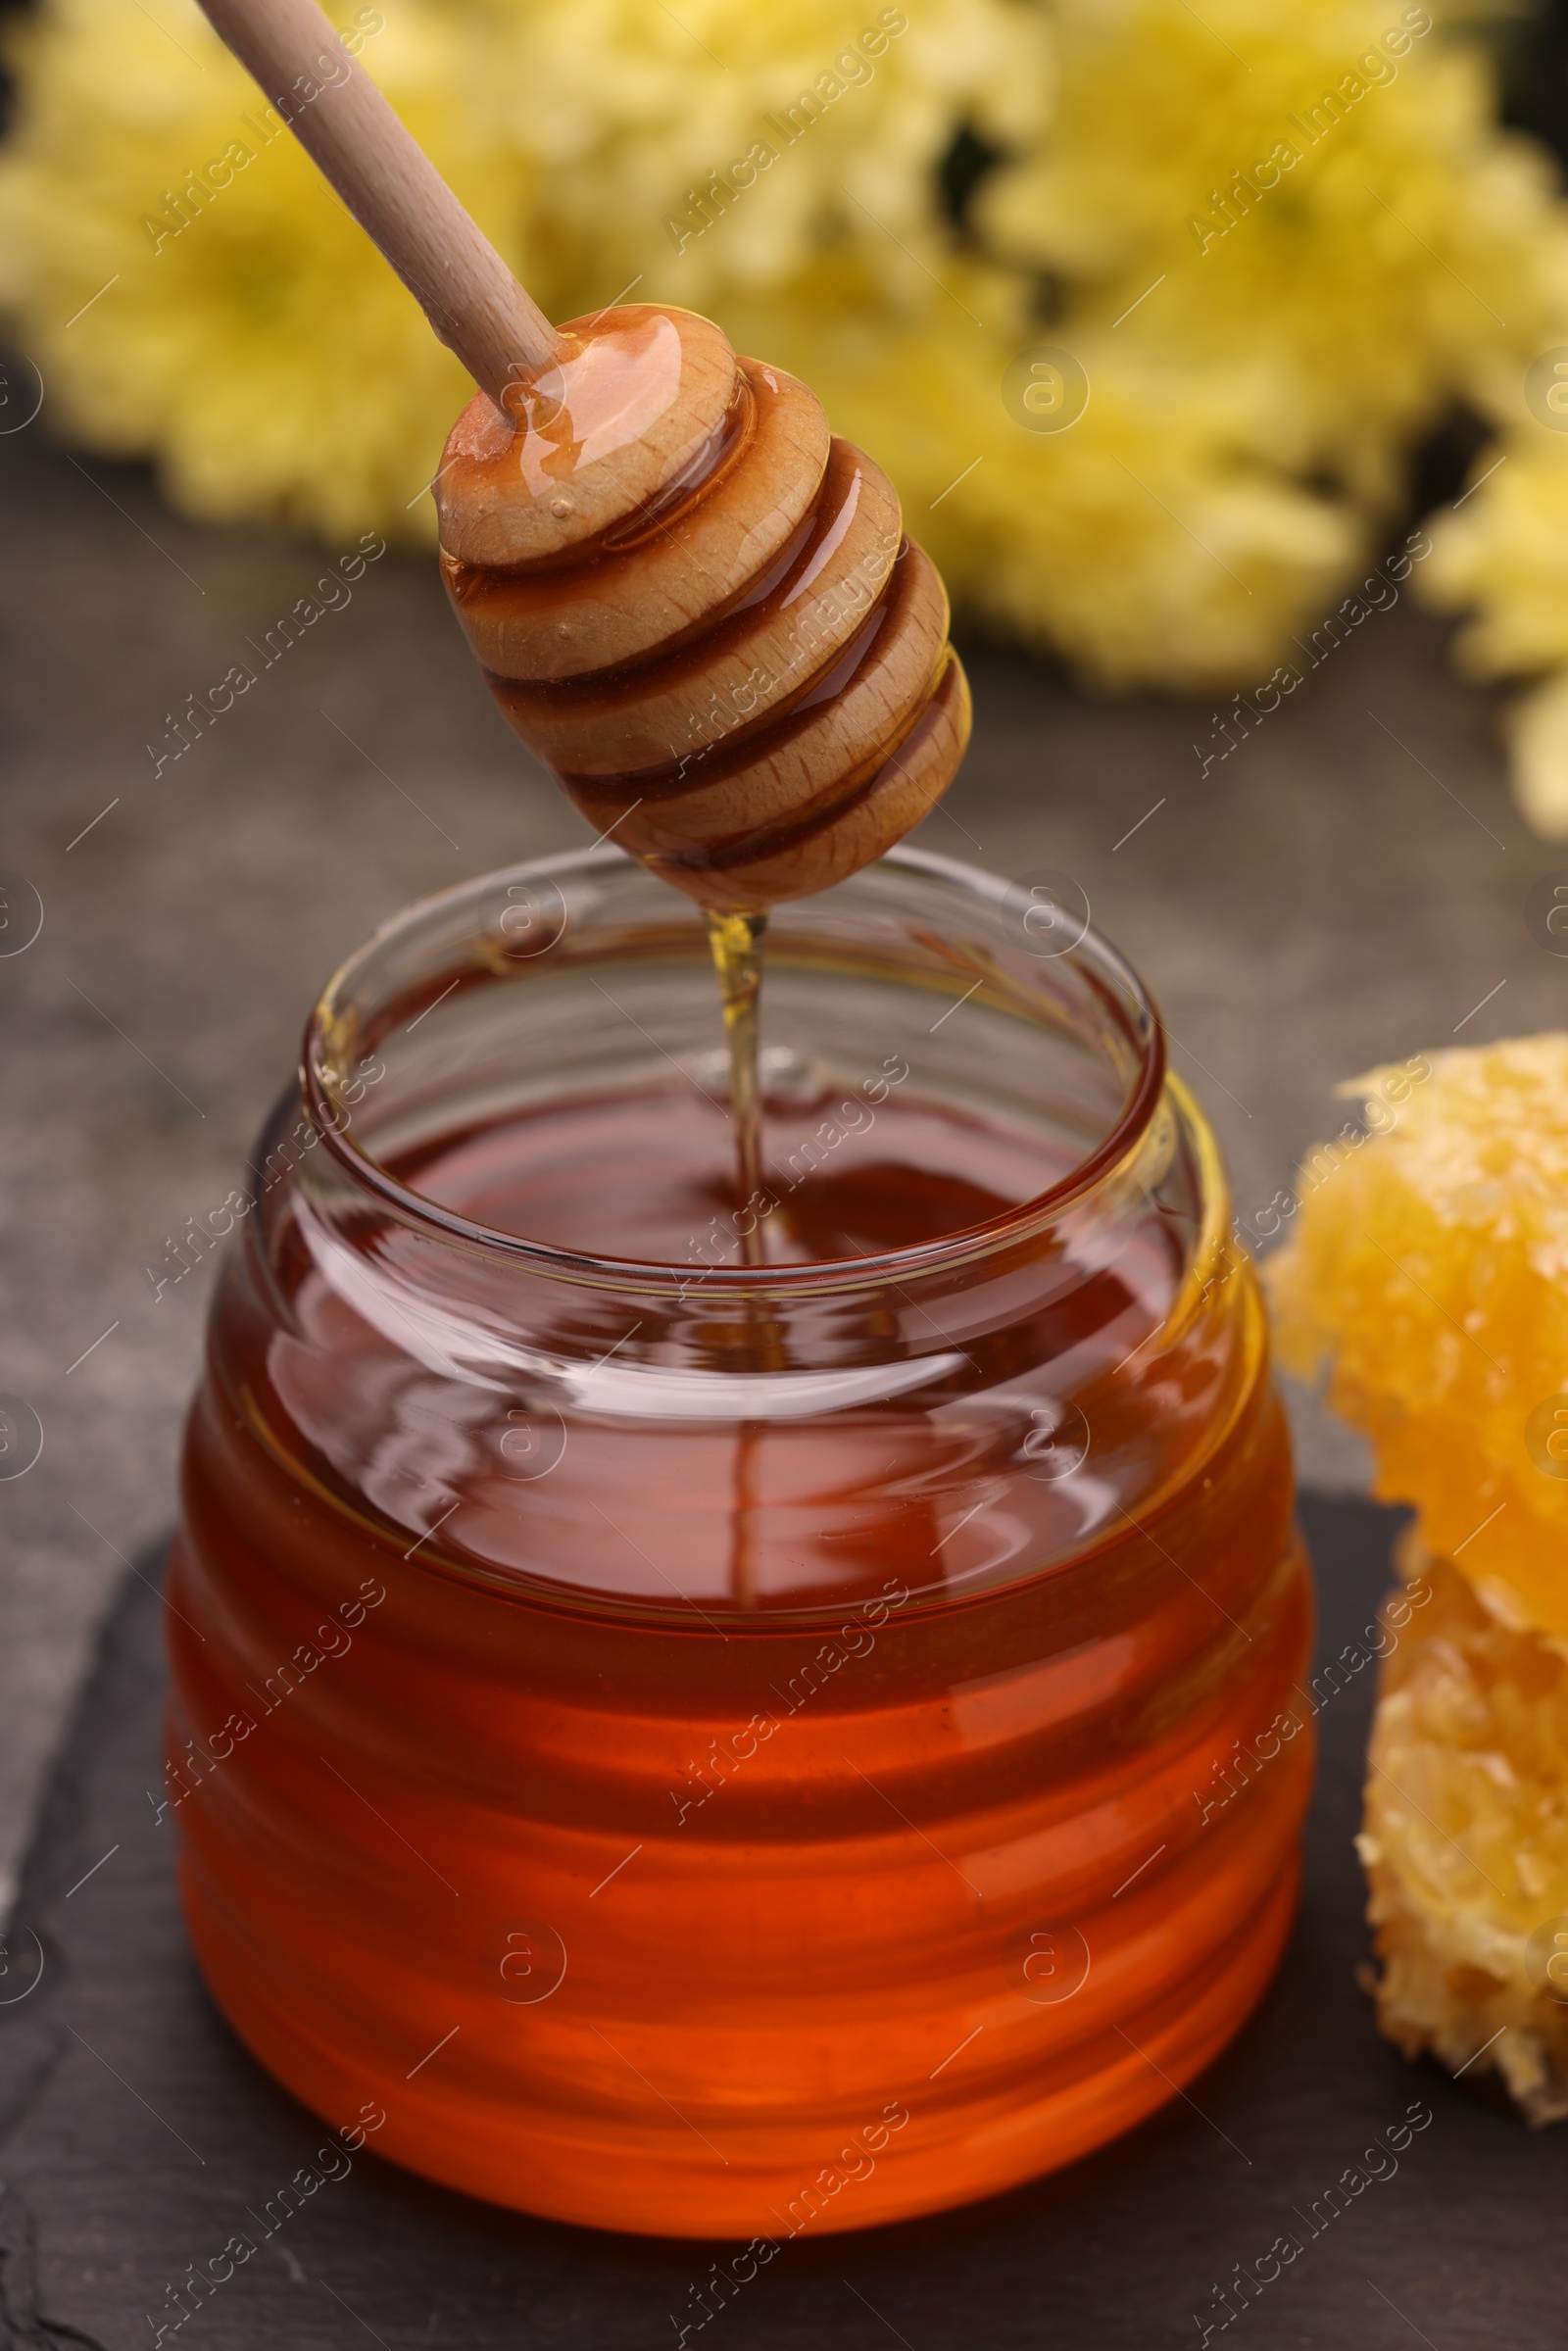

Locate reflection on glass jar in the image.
[168,845,1313,2237]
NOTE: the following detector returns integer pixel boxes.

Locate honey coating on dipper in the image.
[435,304,970,909]
[1268,1035,1568,2117]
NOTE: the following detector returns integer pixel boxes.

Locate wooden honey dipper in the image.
[436,317,970,909]
[196,0,971,914]
[198,0,973,1254]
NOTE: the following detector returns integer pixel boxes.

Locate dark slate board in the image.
[0,1496,1560,2351]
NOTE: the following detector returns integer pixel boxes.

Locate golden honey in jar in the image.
[167,845,1313,2236]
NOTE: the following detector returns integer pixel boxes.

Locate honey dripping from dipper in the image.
[435,303,972,1261]
[188,0,967,1263]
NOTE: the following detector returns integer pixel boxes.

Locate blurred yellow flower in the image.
[474,0,1048,320]
[1,0,1564,702]
[729,293,1360,689]
[0,0,517,533]
[1428,426,1568,678]
[982,0,1567,498]
[1421,411,1568,831]
[1506,668,1568,836]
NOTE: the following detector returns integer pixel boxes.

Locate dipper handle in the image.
[195,0,562,400]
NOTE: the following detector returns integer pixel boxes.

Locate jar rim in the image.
[301,844,1167,1295]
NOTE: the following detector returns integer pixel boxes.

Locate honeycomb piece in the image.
[1361,1543,1568,2123]
[1267,1033,1568,2117]
[1267,1035,1568,1641]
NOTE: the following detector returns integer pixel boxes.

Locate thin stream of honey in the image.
[705,907,769,1268]
[705,906,774,1608]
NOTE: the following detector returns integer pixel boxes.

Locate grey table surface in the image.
[1,403,1556,1924]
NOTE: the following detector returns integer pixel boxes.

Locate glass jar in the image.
[167,844,1312,2239]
